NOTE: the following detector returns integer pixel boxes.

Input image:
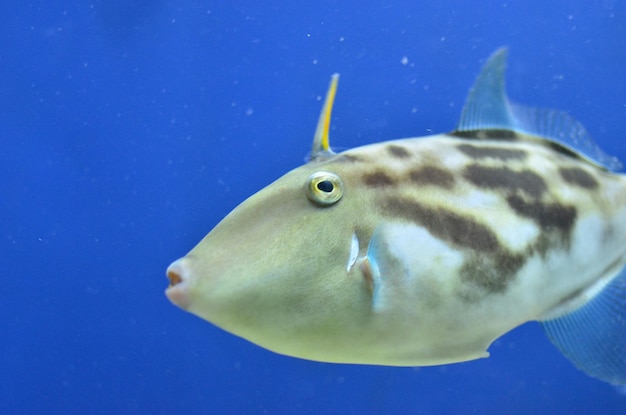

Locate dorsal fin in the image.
[310,74,339,162]
[456,48,622,171]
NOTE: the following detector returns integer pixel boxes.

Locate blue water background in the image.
[2,1,626,413]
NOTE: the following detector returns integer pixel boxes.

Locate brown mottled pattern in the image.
[408,166,455,188]
[381,196,528,295]
[546,141,584,162]
[506,195,577,236]
[450,129,519,140]
[363,171,396,187]
[335,154,363,163]
[559,167,599,189]
[346,133,602,298]
[387,145,411,158]
[459,252,525,295]
[383,197,499,253]
[463,165,547,198]
[456,143,527,161]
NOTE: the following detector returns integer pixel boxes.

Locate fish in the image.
[166,48,626,385]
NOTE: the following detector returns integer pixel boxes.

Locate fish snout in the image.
[165,258,192,310]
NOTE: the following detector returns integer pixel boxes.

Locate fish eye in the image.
[305,171,344,205]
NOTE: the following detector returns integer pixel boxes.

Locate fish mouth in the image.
[165,258,191,310]
[167,267,183,287]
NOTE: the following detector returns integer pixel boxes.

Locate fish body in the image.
[166,49,626,384]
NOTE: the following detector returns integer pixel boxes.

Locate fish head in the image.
[166,159,378,361]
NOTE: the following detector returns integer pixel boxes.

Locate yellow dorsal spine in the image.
[310,73,339,161]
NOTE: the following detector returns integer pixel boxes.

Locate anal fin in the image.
[540,266,626,384]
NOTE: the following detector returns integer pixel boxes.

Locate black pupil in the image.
[317,180,334,193]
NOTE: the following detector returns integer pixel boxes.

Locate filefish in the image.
[166,49,626,384]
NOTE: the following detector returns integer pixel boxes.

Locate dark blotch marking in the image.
[382,197,525,296]
[559,167,599,189]
[384,197,499,252]
[546,141,584,162]
[450,129,519,141]
[336,154,363,163]
[456,143,527,161]
[387,145,411,158]
[463,165,547,198]
[408,166,455,188]
[459,252,526,295]
[507,195,577,235]
[363,171,396,187]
